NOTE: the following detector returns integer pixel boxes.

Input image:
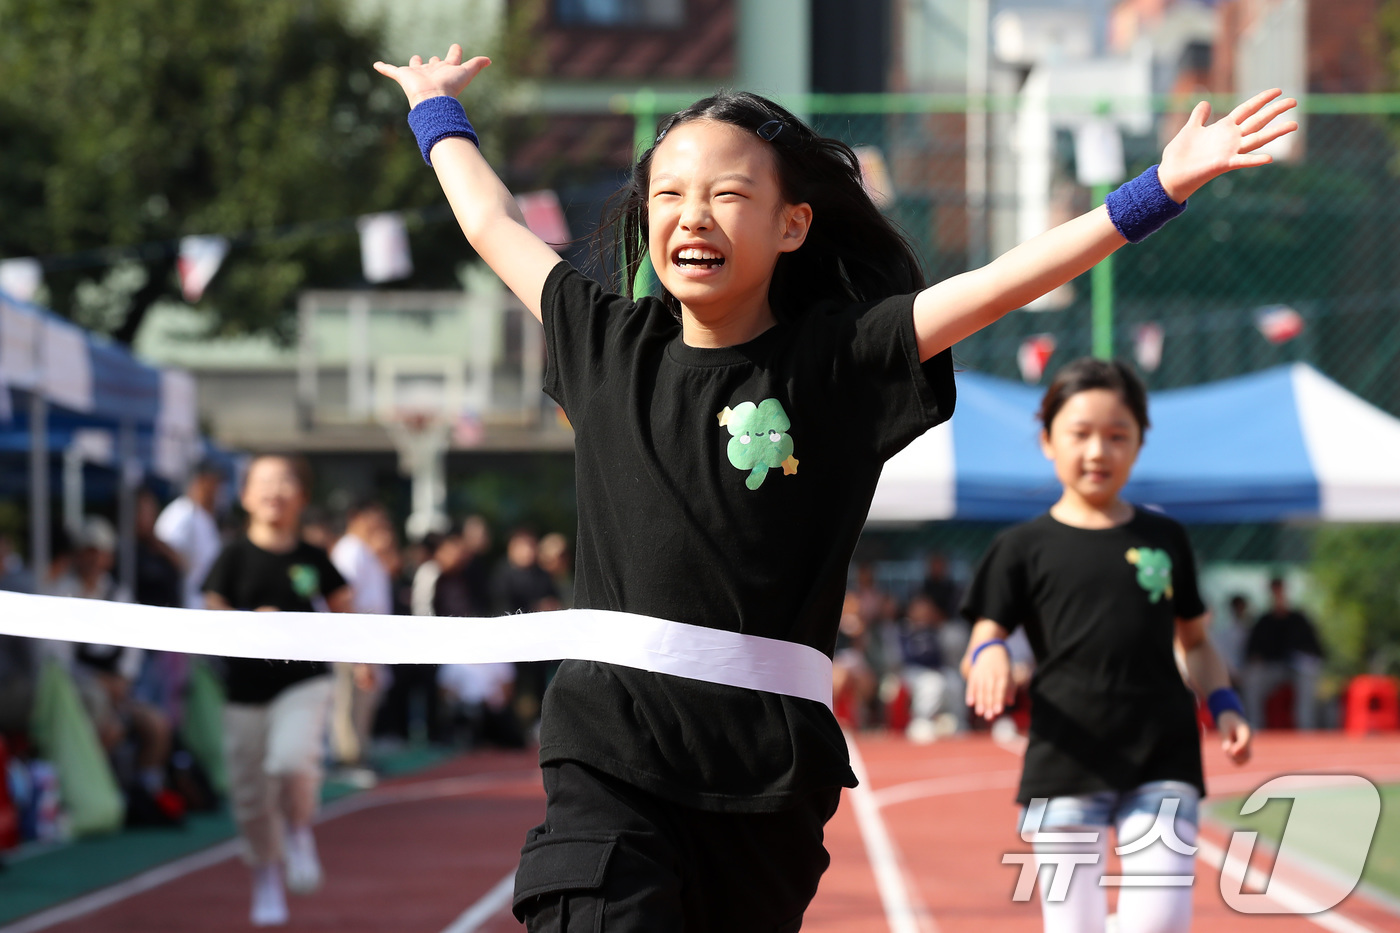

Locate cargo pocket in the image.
[512,831,617,933]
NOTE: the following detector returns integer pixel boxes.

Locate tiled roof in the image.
[508,114,638,175]
[520,0,735,80]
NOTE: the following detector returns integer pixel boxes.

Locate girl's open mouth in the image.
[673,247,726,270]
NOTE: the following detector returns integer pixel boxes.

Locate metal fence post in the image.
[1092,180,1114,360]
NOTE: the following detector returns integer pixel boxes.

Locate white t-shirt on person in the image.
[331,533,391,616]
[154,495,223,610]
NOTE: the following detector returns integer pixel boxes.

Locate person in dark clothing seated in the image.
[492,528,559,728]
[1244,577,1325,729]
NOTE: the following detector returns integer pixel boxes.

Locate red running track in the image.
[5,734,1400,932]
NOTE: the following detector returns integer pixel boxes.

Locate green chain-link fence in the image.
[624,93,1400,412]
[613,93,1400,567]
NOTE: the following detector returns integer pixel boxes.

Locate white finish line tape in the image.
[0,591,833,708]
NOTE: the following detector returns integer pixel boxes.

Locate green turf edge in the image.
[0,746,458,926]
[1202,782,1400,903]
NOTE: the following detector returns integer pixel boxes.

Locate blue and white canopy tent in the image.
[870,364,1400,524]
[0,290,206,588]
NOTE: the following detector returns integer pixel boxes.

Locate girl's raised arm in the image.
[374,45,562,323]
[910,89,1299,362]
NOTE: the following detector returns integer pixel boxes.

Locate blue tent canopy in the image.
[1,291,200,479]
[870,364,1400,524]
[1,289,215,588]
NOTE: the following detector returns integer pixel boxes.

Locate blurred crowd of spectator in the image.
[0,462,1337,851]
[0,461,576,846]
[832,555,979,743]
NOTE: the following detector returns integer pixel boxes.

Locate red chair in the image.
[1346,675,1400,737]
[884,680,911,733]
[833,685,858,728]
[0,737,18,850]
[1265,683,1296,730]
[1009,686,1032,734]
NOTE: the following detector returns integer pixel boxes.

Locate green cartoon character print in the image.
[717,398,799,490]
[1125,547,1173,603]
[288,564,321,599]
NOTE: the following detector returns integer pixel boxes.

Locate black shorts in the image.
[512,762,841,933]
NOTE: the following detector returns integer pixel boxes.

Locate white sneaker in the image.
[250,864,288,927]
[905,718,938,744]
[285,828,323,895]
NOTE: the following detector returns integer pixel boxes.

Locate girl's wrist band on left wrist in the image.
[1105,164,1187,243]
[971,638,1009,666]
[407,95,480,166]
[1207,687,1246,726]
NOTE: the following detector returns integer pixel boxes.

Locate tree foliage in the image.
[0,0,491,341]
[1310,525,1400,675]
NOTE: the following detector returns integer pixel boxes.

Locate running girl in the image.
[374,45,1291,930]
[203,454,351,927]
[961,359,1252,933]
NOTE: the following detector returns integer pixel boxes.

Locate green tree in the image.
[1311,525,1400,675]
[0,0,502,342]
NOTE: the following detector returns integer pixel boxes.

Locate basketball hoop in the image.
[375,357,468,540]
[382,409,451,540]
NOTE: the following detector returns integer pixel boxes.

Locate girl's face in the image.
[647,120,811,325]
[240,457,306,530]
[1040,389,1143,507]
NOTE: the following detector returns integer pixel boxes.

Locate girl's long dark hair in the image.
[603,91,926,322]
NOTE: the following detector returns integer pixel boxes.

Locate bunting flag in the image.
[853,146,895,209]
[1017,334,1056,384]
[357,212,414,284]
[1073,118,1126,187]
[1134,322,1164,372]
[453,409,484,447]
[176,236,230,303]
[0,258,43,303]
[1256,304,1304,344]
[516,190,572,249]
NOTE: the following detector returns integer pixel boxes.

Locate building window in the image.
[555,0,684,27]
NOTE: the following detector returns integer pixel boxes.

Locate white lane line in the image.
[873,770,1021,809]
[0,840,244,933]
[1195,837,1378,933]
[439,870,517,933]
[845,735,938,933]
[0,770,540,933]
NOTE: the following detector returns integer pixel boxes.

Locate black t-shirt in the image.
[960,509,1207,803]
[538,262,954,813]
[135,538,182,609]
[494,563,559,614]
[75,642,127,676]
[1246,609,1324,663]
[201,535,346,705]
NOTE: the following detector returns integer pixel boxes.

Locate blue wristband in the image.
[1207,687,1246,726]
[407,95,480,166]
[971,638,1009,666]
[1104,165,1187,243]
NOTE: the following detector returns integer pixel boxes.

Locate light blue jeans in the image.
[1021,780,1200,833]
[1016,781,1200,933]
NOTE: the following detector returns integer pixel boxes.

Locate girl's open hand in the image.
[373,44,490,109]
[965,644,1017,720]
[1218,710,1253,765]
[1158,88,1298,203]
